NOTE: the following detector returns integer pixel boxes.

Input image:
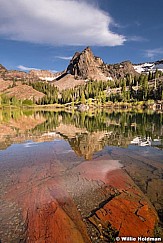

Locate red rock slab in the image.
[105,169,142,193]
[3,153,159,241]
[93,194,157,237]
[5,161,91,243]
[72,157,158,238]
[26,199,87,243]
[88,171,158,239]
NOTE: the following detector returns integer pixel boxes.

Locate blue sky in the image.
[0,0,163,72]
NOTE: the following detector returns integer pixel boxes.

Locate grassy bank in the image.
[0,100,162,112]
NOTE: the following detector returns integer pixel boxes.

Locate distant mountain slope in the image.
[0,79,44,102]
[29,70,63,82]
[54,74,85,91]
[4,84,44,101]
[0,79,13,92]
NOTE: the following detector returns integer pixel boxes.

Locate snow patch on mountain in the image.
[134,60,163,73]
[39,77,56,82]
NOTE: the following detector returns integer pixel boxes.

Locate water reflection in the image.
[0,109,162,156]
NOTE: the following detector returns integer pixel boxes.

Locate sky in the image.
[0,0,163,72]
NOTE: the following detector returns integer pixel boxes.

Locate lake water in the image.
[0,109,163,242]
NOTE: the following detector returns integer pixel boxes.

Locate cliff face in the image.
[67,47,109,81]
[66,47,138,81]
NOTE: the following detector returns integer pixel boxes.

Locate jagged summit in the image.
[66,47,139,81]
[66,46,107,81]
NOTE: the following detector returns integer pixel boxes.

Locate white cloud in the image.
[0,0,126,46]
[17,65,40,71]
[145,48,163,59]
[55,56,72,60]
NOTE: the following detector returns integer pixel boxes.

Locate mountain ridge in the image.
[1,47,163,84]
[0,47,163,101]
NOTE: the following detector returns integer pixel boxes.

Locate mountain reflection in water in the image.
[0,109,163,242]
[0,109,162,155]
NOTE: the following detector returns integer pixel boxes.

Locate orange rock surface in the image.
[73,157,158,239]
[2,153,158,242]
[4,155,91,243]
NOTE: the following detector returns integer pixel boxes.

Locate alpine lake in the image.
[0,108,163,242]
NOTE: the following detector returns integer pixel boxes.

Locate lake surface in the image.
[0,109,163,242]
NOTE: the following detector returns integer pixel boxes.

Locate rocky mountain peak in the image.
[66,47,107,80]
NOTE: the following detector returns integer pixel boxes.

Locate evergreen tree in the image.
[155,69,159,78]
[148,71,153,81]
[142,75,148,99]
[81,91,86,104]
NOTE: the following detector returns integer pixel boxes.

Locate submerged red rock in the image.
[1,148,159,242]
[4,161,90,242]
[73,157,158,239]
